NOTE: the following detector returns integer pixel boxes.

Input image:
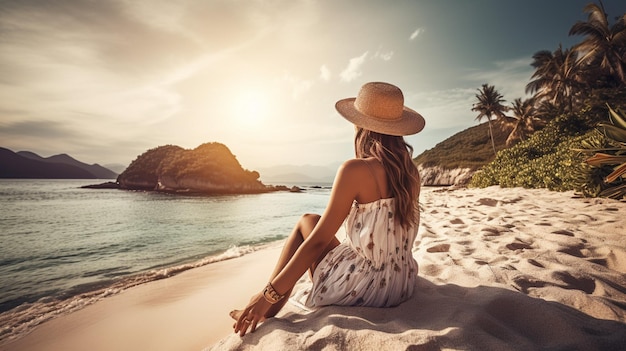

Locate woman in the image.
[231,82,425,336]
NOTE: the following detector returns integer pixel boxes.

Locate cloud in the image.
[407,88,477,129]
[0,119,79,139]
[282,74,314,99]
[340,52,368,82]
[374,50,394,61]
[320,65,331,81]
[406,57,534,132]
[463,57,534,99]
[0,119,90,159]
[409,27,425,40]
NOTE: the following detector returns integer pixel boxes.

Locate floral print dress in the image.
[303,197,419,308]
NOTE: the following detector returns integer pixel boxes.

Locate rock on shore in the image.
[418,165,474,186]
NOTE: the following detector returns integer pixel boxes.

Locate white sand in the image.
[211,186,626,350]
[2,186,626,351]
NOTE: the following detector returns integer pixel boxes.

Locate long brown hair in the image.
[354,127,420,229]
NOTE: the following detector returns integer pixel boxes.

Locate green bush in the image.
[469,111,591,191]
[470,91,626,193]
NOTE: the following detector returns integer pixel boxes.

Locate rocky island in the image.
[85,143,282,194]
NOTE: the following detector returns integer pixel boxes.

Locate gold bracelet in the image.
[263,282,285,304]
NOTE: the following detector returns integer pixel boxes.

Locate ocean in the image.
[0,179,331,340]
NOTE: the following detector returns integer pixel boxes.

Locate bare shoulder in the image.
[338,158,384,175]
[334,159,372,191]
[336,159,368,177]
[337,158,389,202]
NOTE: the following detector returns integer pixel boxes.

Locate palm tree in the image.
[569,2,626,86]
[472,84,509,155]
[526,45,584,114]
[504,98,544,147]
[534,100,560,122]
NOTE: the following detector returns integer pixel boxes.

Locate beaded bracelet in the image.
[263,282,284,304]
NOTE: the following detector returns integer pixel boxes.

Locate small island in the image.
[84,142,287,194]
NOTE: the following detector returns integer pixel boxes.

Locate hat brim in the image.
[335,98,426,136]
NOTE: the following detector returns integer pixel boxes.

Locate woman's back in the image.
[301,157,419,308]
[353,158,391,203]
[304,195,419,308]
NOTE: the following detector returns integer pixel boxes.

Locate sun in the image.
[233,90,269,126]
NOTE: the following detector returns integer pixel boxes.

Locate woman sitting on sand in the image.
[231,82,425,336]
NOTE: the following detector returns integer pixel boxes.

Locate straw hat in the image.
[335,82,425,136]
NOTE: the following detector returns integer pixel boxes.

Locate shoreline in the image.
[1,244,285,351]
[0,242,282,346]
[3,186,626,350]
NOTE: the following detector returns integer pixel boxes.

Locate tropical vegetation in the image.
[471,84,509,155]
[469,2,626,199]
[575,105,626,199]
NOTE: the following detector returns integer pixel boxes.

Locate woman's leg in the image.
[231,213,339,320]
[268,213,326,281]
[264,213,340,317]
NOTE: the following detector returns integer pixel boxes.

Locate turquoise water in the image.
[0,180,331,315]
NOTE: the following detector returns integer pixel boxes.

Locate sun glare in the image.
[233,90,269,126]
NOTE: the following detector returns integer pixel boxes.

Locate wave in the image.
[0,242,280,344]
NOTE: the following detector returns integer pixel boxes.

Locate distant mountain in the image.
[0,147,117,179]
[103,163,128,174]
[17,151,118,179]
[256,164,337,184]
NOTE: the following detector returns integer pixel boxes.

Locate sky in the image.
[1,0,626,171]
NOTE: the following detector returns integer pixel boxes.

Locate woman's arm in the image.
[270,159,361,295]
[233,160,362,336]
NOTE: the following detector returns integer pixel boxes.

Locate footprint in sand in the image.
[506,242,533,251]
[527,259,545,268]
[477,198,499,207]
[552,271,596,294]
[551,229,575,237]
[489,256,510,264]
[512,275,547,293]
[588,258,610,272]
[481,227,501,237]
[607,249,626,274]
[557,245,585,258]
[426,243,450,253]
[594,247,626,274]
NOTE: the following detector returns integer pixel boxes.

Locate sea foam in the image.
[0,244,271,343]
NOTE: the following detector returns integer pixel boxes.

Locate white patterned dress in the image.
[303,197,419,308]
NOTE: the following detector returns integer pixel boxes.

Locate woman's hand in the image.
[233,292,271,336]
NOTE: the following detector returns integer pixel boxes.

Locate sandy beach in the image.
[2,186,625,351]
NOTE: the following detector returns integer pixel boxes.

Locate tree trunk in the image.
[488,119,496,155]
